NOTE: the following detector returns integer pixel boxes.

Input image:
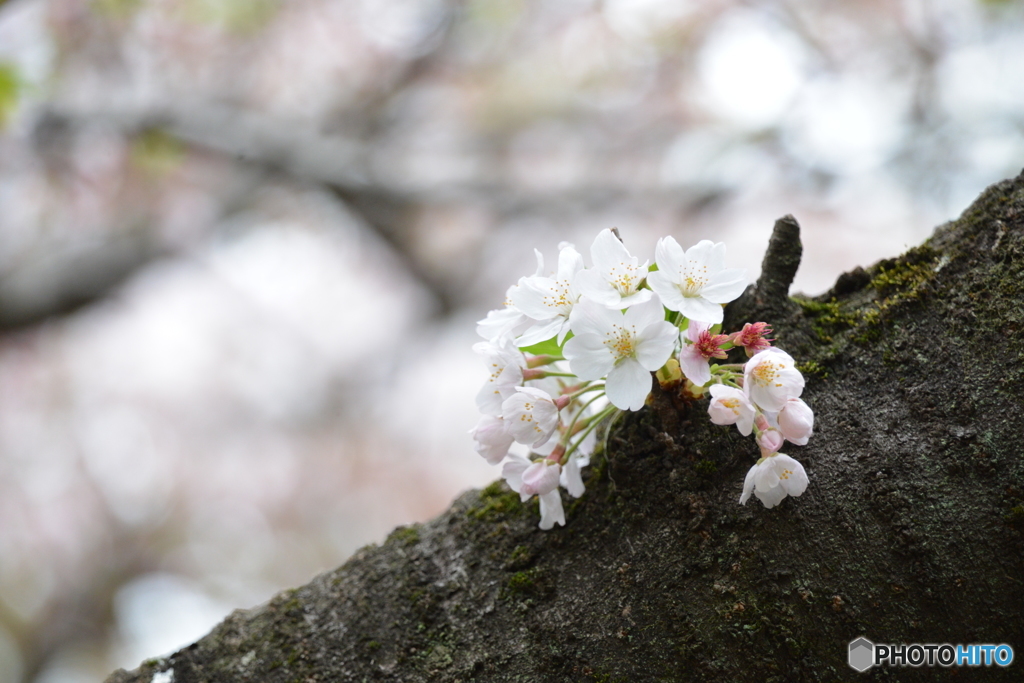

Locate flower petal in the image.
[646,270,687,312]
[701,268,748,303]
[675,295,725,324]
[538,490,566,530]
[574,269,621,308]
[590,228,631,273]
[561,455,585,498]
[623,294,665,330]
[515,317,563,348]
[654,236,686,282]
[605,357,653,411]
[739,464,757,505]
[678,346,711,386]
[755,483,787,508]
[635,321,678,371]
[563,334,615,380]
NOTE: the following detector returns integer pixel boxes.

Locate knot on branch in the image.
[724,215,803,327]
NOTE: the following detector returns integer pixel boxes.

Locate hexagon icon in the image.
[848,637,874,672]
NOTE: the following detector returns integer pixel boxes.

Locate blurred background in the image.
[0,0,1022,680]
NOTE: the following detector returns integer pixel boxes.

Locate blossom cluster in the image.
[471,229,814,529]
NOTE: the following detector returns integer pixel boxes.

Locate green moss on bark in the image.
[106,172,1024,683]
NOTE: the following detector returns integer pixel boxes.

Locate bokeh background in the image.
[1,0,1022,680]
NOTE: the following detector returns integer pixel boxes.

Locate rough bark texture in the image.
[107,173,1024,682]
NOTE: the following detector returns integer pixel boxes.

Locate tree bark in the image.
[106,172,1024,682]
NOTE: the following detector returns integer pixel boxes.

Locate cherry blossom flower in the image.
[678,319,729,386]
[509,244,585,346]
[743,347,805,412]
[574,228,653,309]
[739,453,808,508]
[778,397,814,445]
[646,237,746,324]
[469,415,514,464]
[730,322,774,357]
[502,455,566,530]
[707,384,755,436]
[564,296,678,410]
[476,249,546,342]
[502,387,562,448]
[473,338,525,415]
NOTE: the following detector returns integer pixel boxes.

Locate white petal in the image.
[618,288,654,308]
[557,245,585,281]
[605,358,652,411]
[701,268,748,303]
[515,317,563,348]
[739,464,757,505]
[538,490,566,530]
[563,334,615,380]
[645,271,687,312]
[654,236,686,282]
[561,455,585,498]
[501,455,530,498]
[682,240,716,272]
[635,321,679,371]
[754,460,781,492]
[623,294,665,330]
[574,269,621,308]
[509,277,563,320]
[755,484,787,508]
[590,228,631,273]
[567,296,621,339]
[475,362,523,415]
[774,454,808,497]
[675,296,725,325]
[470,415,514,465]
[476,306,526,341]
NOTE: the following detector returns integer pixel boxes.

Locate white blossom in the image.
[502,387,561,448]
[473,338,525,415]
[469,415,514,464]
[778,397,814,445]
[564,296,678,411]
[646,237,746,324]
[707,384,755,436]
[742,347,805,413]
[476,249,546,342]
[739,453,808,508]
[510,244,585,346]
[574,229,654,309]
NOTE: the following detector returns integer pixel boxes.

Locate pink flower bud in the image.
[757,428,785,455]
[520,461,561,496]
[778,398,814,445]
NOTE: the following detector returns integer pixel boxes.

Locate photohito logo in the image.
[848,637,1014,671]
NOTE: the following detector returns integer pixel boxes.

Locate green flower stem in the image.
[560,391,607,447]
[561,404,618,465]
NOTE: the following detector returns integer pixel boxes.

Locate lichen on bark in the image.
[107,172,1024,683]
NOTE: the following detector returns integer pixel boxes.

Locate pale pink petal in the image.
[678,346,711,386]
